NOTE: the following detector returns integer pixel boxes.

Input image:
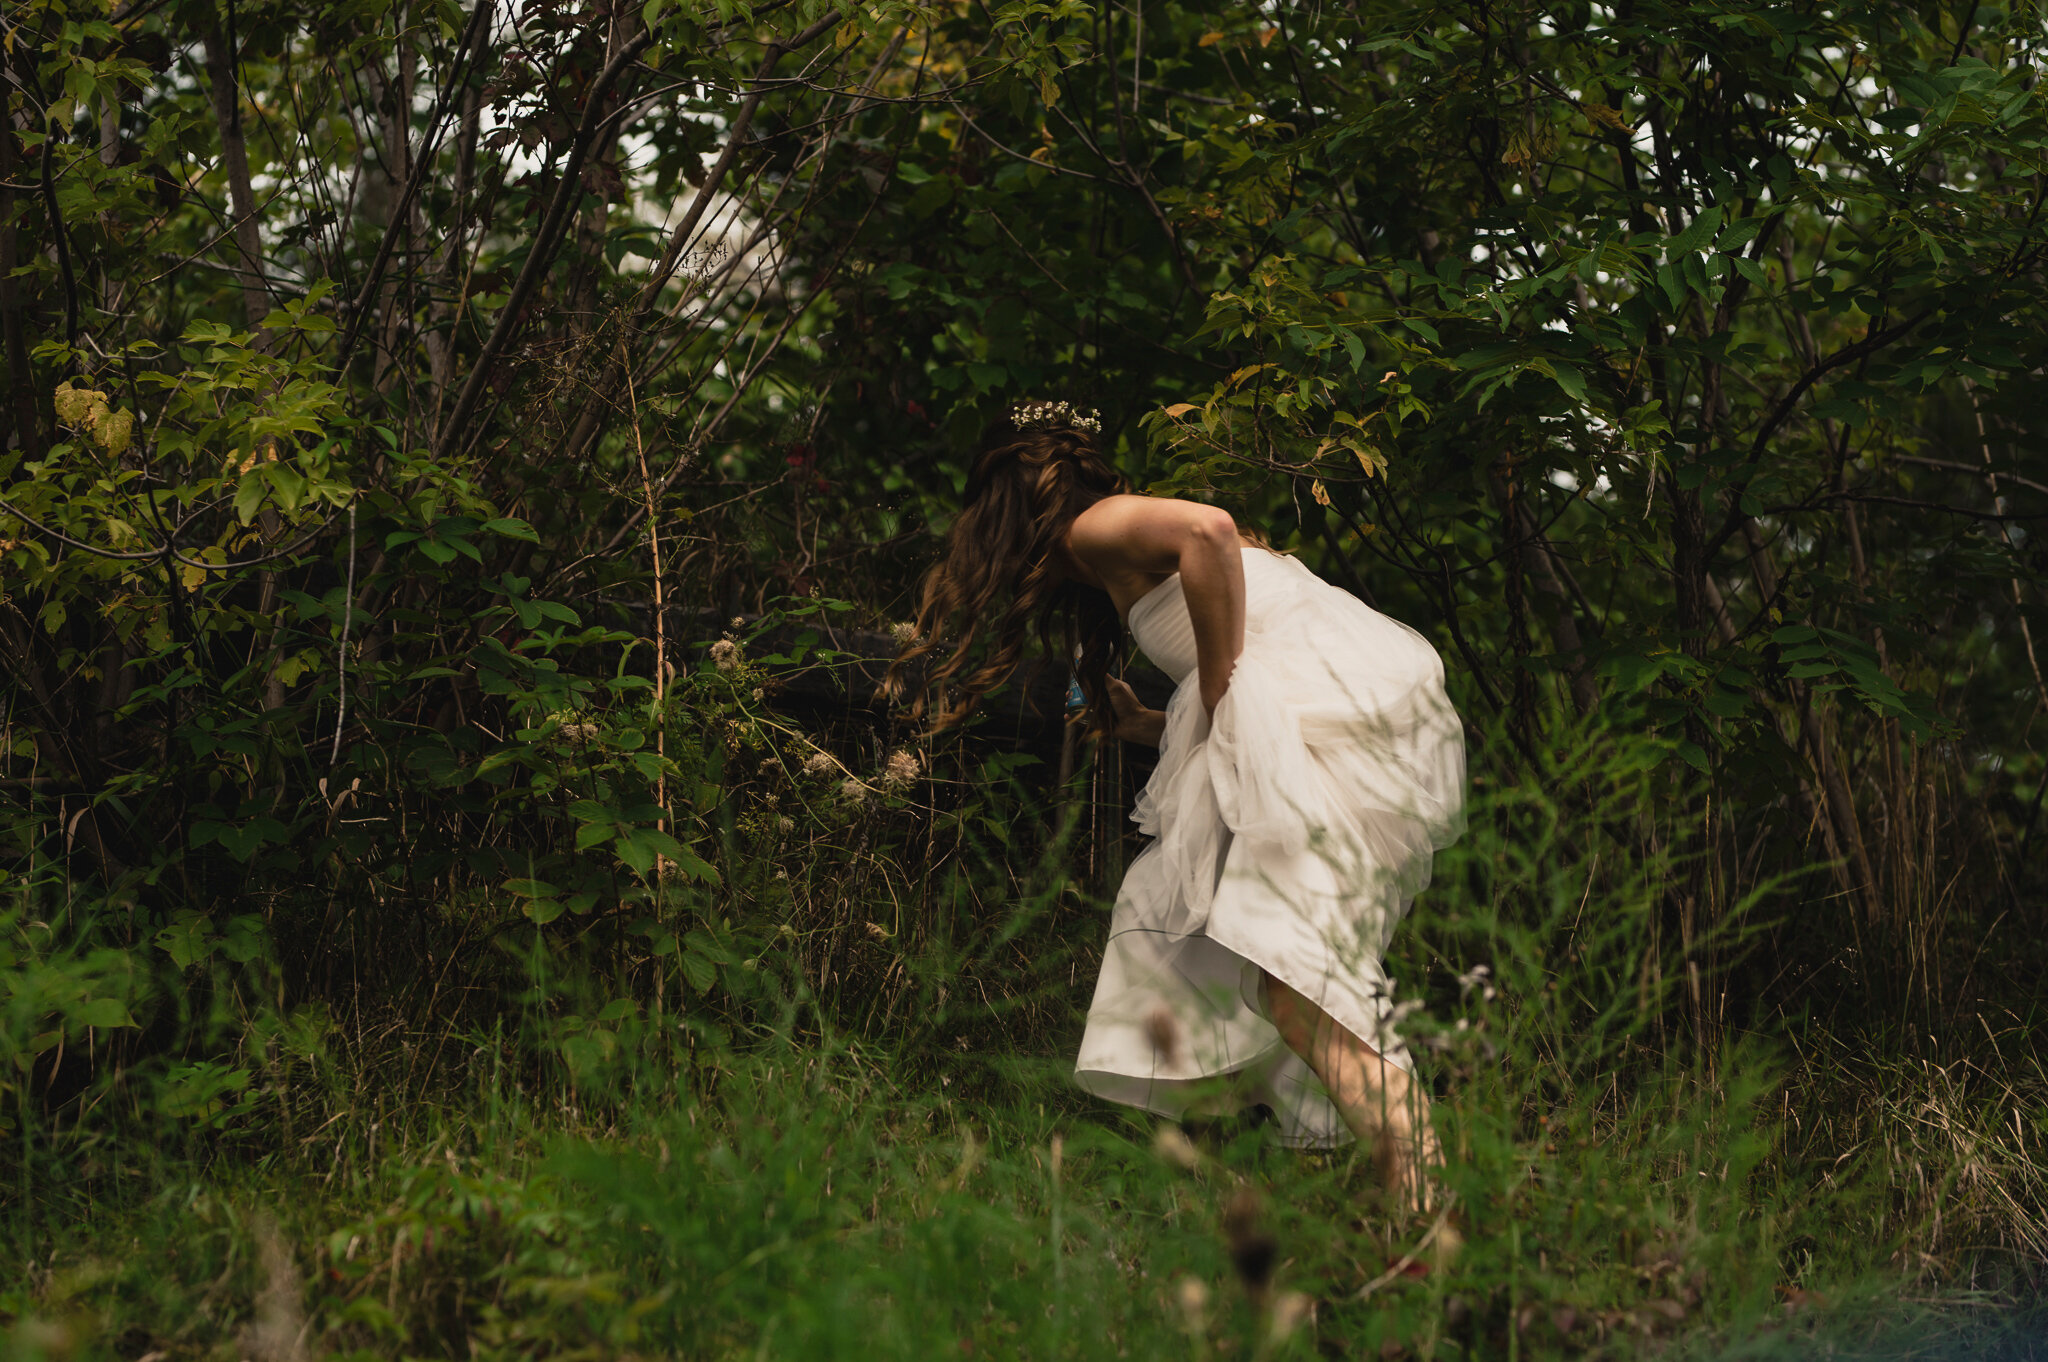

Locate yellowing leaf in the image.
[1162,403,1200,418]
[1198,31,1224,47]
[1257,26,1278,47]
[53,381,109,428]
[1311,479,1331,507]
[1227,363,1275,389]
[1583,102,1632,135]
[95,407,134,457]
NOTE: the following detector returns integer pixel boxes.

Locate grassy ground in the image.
[7,728,2043,1359]
[6,1013,2044,1361]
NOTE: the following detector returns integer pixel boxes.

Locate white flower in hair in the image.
[1010,399,1102,434]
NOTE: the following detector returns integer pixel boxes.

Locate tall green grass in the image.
[5,1037,2041,1360]
[3,716,2042,1359]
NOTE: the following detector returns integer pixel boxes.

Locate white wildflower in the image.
[880,748,921,791]
[1456,963,1497,1002]
[889,620,918,646]
[1268,1291,1314,1347]
[801,750,835,777]
[708,638,741,672]
[1153,1125,1201,1172]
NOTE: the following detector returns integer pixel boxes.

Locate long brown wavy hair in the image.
[885,414,1128,735]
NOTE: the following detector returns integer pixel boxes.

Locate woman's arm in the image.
[1106,676,1165,746]
[1068,496,1246,716]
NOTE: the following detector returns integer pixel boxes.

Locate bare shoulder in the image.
[1068,495,1237,574]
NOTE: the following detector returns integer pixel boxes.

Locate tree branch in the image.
[1707,307,1935,555]
[334,0,496,375]
[433,31,655,456]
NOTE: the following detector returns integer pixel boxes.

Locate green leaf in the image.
[1656,262,1687,311]
[1668,204,1723,255]
[71,998,137,1030]
[1704,689,1748,719]
[1717,214,1766,254]
[482,517,540,542]
[219,818,287,862]
[220,915,267,964]
[233,473,267,524]
[684,928,733,964]
[156,915,215,969]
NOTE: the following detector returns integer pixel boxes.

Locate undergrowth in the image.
[4,1032,2043,1361]
[3,719,2043,1359]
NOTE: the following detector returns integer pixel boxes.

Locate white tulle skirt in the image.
[1073,549,1465,1147]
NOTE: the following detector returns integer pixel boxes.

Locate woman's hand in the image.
[1106,676,1165,747]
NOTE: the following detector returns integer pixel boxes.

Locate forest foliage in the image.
[3,0,2047,1350]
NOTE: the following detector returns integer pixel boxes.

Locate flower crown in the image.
[1009,399,1102,435]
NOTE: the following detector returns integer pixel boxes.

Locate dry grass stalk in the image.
[240,1215,309,1362]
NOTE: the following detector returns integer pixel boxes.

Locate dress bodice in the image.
[1126,546,1292,683]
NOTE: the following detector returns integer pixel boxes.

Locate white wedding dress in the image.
[1073,546,1465,1147]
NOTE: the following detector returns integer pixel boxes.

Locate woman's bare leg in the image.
[1261,970,1443,1213]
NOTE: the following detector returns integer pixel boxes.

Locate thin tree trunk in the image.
[1515,502,1599,717]
[624,343,668,866]
[1965,378,2047,710]
[202,15,271,335]
[369,36,420,391]
[0,82,39,456]
[1498,452,1538,750]
[426,13,489,404]
[206,11,289,709]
